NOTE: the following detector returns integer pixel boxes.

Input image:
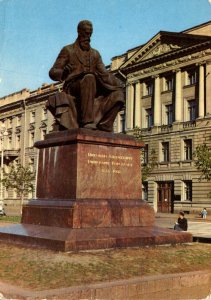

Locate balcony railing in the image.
[4,150,20,157]
[140,127,152,135]
[183,121,196,129]
[160,125,173,133]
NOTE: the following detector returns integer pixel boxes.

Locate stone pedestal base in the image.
[21,199,155,228]
[0,224,191,252]
[0,130,192,250]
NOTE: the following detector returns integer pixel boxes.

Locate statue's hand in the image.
[62,64,73,80]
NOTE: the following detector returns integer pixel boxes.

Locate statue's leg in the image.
[96,90,124,132]
[46,92,79,131]
[79,74,97,128]
[98,103,122,132]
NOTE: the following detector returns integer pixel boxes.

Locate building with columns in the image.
[112,21,211,213]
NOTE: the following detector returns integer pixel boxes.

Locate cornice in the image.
[172,68,181,73]
[0,100,23,112]
[120,30,211,70]
[121,40,211,74]
[0,108,22,120]
[29,84,61,103]
[26,93,51,106]
[126,49,211,80]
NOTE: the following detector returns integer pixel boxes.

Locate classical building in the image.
[112,20,211,213]
[0,83,61,209]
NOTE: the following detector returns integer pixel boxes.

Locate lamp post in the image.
[0,125,8,202]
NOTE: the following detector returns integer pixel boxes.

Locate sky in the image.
[0,0,211,97]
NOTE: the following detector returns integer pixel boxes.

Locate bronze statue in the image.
[47,20,124,132]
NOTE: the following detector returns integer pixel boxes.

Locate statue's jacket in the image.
[48,40,124,129]
[49,40,124,95]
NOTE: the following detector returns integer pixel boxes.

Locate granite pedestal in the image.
[0,129,192,251]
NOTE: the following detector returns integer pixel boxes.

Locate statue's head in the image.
[77,20,93,51]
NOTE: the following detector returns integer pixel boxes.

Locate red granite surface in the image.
[0,224,192,251]
[35,129,142,200]
[0,129,192,251]
[22,199,155,228]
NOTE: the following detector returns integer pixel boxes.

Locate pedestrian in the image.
[201,208,208,219]
[174,211,188,231]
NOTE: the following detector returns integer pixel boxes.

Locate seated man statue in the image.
[47,20,124,132]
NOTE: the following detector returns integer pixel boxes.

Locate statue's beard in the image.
[79,38,91,51]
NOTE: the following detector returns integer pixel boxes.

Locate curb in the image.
[1,270,211,300]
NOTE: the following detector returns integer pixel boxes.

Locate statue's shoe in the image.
[97,124,112,132]
[83,123,97,130]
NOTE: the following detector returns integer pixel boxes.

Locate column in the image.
[206,61,211,115]
[134,80,141,128]
[116,112,121,133]
[175,69,182,122]
[198,64,205,118]
[126,83,134,130]
[153,75,161,126]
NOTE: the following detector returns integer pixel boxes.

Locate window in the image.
[30,111,35,123]
[142,182,148,201]
[142,144,148,164]
[188,100,196,121]
[41,129,47,140]
[187,70,197,85]
[144,81,153,96]
[7,135,12,150]
[164,76,174,91]
[119,111,125,133]
[145,108,153,128]
[8,118,12,128]
[29,158,34,172]
[16,115,21,126]
[184,139,192,160]
[13,189,17,199]
[165,104,173,125]
[42,107,47,120]
[161,142,169,162]
[4,189,8,200]
[29,132,35,147]
[184,181,192,201]
[15,134,21,150]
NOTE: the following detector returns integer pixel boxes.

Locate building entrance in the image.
[157,182,174,213]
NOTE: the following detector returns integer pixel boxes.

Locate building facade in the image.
[112,21,211,213]
[0,83,62,207]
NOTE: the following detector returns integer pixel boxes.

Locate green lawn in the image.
[0,215,21,223]
[0,242,210,291]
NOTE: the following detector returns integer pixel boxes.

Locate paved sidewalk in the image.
[155,212,211,242]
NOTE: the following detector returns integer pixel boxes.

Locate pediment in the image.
[141,43,181,60]
[120,31,211,70]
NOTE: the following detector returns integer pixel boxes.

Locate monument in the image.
[47,20,124,132]
[0,21,192,251]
